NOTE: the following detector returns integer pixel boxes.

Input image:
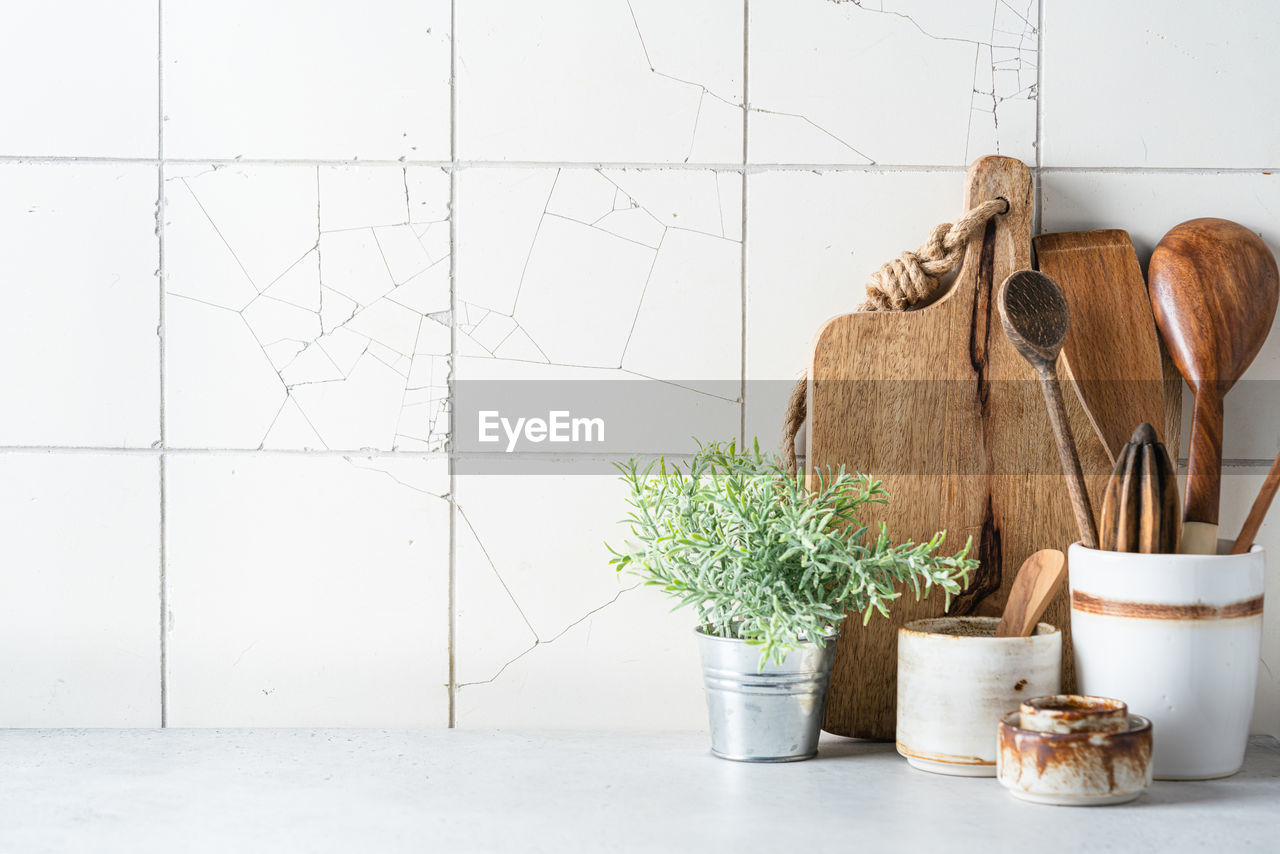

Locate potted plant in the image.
[608,440,977,762]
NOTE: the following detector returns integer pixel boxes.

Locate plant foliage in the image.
[608,440,977,665]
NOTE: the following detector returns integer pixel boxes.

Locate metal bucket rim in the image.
[692,626,840,645]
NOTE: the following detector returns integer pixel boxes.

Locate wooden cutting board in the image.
[1034,230,1180,460]
[807,156,1112,739]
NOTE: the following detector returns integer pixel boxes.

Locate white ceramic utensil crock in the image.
[1068,541,1265,779]
[897,616,1062,776]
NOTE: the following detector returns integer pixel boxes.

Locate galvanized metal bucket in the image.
[695,628,838,762]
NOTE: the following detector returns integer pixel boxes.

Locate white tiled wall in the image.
[2,0,1278,734]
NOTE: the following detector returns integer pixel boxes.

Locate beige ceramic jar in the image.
[896,616,1061,776]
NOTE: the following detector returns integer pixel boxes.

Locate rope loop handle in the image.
[781,197,1009,475]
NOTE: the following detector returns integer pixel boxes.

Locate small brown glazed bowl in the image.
[1018,695,1129,734]
[998,695,1152,806]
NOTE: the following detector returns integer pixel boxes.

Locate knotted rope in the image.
[781,197,1009,475]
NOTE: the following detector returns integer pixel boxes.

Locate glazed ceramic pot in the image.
[1068,541,1265,779]
[896,616,1062,776]
[998,695,1153,806]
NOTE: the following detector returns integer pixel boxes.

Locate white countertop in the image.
[0,729,1276,853]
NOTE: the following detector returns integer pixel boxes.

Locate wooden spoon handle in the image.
[1185,391,1225,524]
[1039,366,1099,548]
[1230,449,1280,554]
[1184,391,1224,554]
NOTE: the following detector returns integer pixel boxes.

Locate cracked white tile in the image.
[750,0,1038,165]
[319,168,413,231]
[453,472,705,728]
[166,455,449,726]
[164,0,451,160]
[455,168,742,441]
[165,164,451,451]
[0,454,160,726]
[456,0,743,162]
[743,169,960,443]
[0,164,160,447]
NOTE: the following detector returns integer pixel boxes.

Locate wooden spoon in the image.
[1230,449,1280,555]
[998,270,1099,549]
[995,549,1068,638]
[1149,218,1280,554]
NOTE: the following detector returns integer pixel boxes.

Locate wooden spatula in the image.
[1035,230,1167,465]
[995,549,1068,638]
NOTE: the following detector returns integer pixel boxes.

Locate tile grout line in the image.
[4,155,1278,175]
[739,0,748,446]
[447,0,458,730]
[0,446,453,457]
[156,0,169,729]
[0,442,1272,467]
[1032,0,1044,236]
[0,444,1272,468]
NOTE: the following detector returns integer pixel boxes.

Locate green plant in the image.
[608,440,977,665]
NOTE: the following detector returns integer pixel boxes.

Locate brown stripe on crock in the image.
[1072,591,1263,621]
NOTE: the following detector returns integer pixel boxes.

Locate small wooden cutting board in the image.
[1034,230,1177,460]
[807,156,1112,739]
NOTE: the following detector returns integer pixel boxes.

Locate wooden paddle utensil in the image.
[998,270,1100,548]
[1149,218,1279,554]
[1230,449,1280,555]
[1098,422,1180,553]
[995,549,1068,638]
[1034,230,1169,465]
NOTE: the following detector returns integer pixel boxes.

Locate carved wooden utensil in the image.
[1098,422,1180,553]
[1034,230,1171,465]
[998,270,1099,548]
[1230,449,1280,555]
[1149,218,1279,554]
[995,549,1067,638]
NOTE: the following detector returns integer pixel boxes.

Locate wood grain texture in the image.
[1098,424,1180,553]
[998,270,1099,549]
[1231,450,1280,554]
[1148,218,1280,540]
[1159,336,1184,476]
[1100,440,1140,552]
[1144,438,1181,554]
[995,549,1067,638]
[1034,230,1166,463]
[807,156,1110,738]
